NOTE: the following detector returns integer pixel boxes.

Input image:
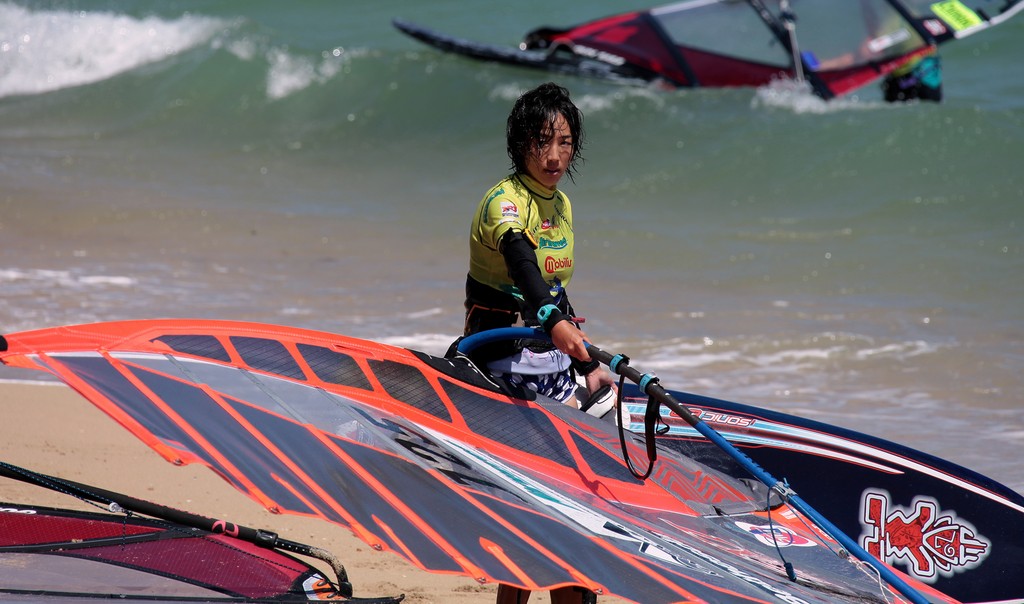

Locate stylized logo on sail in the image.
[860,490,990,582]
[734,521,817,548]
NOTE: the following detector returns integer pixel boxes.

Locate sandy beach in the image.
[0,380,590,604]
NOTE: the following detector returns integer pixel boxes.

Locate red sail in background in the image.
[398,0,1022,99]
[532,0,934,98]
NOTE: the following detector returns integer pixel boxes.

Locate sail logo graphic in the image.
[931,1,983,32]
[689,408,756,429]
[860,489,990,582]
[734,522,816,548]
[921,18,949,37]
[303,576,348,600]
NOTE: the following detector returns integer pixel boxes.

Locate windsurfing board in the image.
[622,385,1024,604]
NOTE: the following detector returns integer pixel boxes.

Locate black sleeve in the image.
[500,230,599,373]
[499,230,559,318]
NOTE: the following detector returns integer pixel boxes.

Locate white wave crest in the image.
[487,82,665,115]
[0,2,228,98]
[265,47,342,100]
[0,267,136,288]
[632,332,944,389]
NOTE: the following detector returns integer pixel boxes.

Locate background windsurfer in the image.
[881,49,943,102]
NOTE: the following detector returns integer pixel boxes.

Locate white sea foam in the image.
[0,267,136,288]
[0,2,228,98]
[265,47,342,100]
[751,77,885,114]
[577,87,666,115]
[279,307,313,316]
[631,332,949,395]
[487,82,664,115]
[242,43,363,101]
[405,307,444,320]
[377,334,454,357]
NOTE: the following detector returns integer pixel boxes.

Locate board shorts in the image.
[486,348,578,403]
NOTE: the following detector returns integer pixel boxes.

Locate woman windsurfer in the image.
[461,81,616,604]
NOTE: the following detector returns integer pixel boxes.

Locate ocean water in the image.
[1,0,1022,492]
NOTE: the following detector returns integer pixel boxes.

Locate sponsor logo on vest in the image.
[544,256,572,273]
[860,489,990,582]
[500,201,519,217]
[485,187,505,204]
[538,236,568,250]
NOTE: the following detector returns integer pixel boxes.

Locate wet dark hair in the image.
[506,82,585,182]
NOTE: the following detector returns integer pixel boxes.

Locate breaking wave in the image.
[0,2,359,102]
[0,2,229,98]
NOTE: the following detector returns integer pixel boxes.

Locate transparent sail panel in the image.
[652,1,790,67]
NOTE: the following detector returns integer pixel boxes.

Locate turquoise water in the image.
[1,0,1022,490]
